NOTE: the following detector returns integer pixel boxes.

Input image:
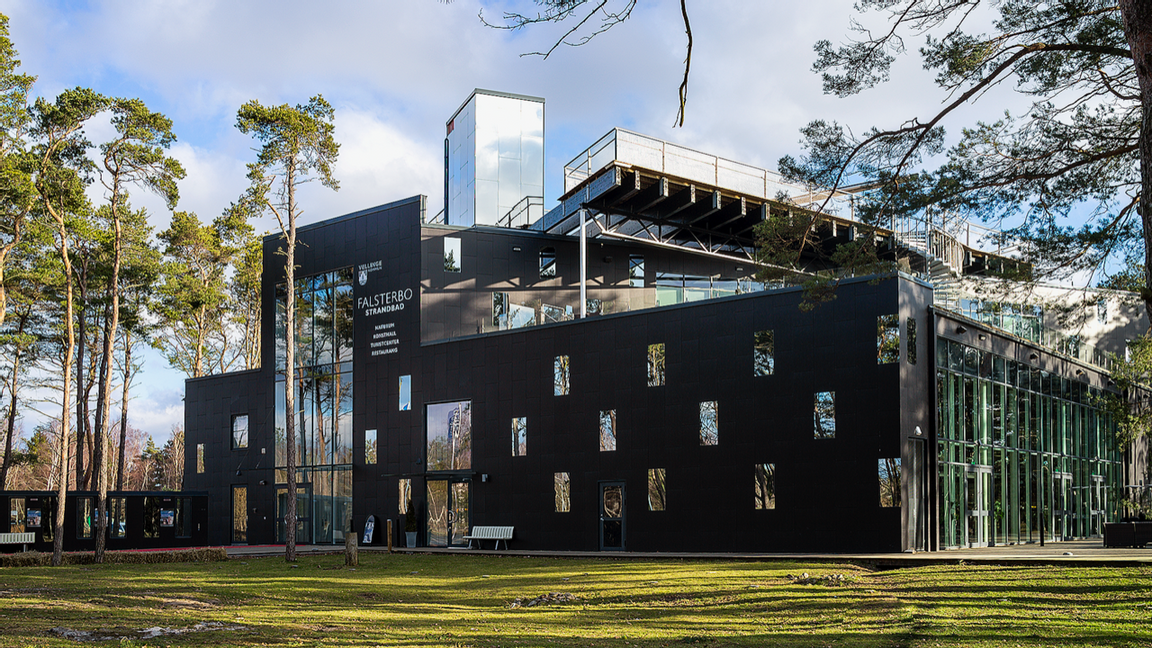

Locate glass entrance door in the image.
[1054,472,1073,540]
[965,468,991,547]
[600,482,625,551]
[426,478,471,547]
[277,485,311,544]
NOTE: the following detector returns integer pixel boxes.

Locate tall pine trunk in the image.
[284,161,298,562]
[115,327,132,491]
[1120,1,1152,324]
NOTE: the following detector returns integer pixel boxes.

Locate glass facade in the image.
[446,91,544,227]
[274,268,355,544]
[935,336,1121,548]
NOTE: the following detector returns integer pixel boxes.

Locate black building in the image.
[183,192,1126,552]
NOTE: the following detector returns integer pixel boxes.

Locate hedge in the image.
[0,547,228,568]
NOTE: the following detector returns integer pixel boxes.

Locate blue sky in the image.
[0,0,1032,441]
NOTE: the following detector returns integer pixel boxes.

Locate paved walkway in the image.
[223,539,1152,567]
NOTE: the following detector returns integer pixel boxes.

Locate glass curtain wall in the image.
[935,336,1121,548]
[275,268,355,543]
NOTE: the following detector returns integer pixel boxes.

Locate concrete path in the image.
[223,538,1152,567]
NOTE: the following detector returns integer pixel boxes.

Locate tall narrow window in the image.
[493,292,508,328]
[906,317,917,365]
[76,498,93,539]
[399,375,411,411]
[444,236,461,272]
[365,429,377,465]
[814,391,836,439]
[232,487,248,543]
[754,330,774,376]
[879,458,902,507]
[1097,298,1108,324]
[554,472,571,512]
[754,463,776,509]
[648,468,667,511]
[699,401,719,446]
[9,497,24,533]
[629,254,645,288]
[599,410,617,452]
[196,443,205,474]
[143,497,161,539]
[647,343,665,387]
[539,247,557,278]
[232,414,249,450]
[512,417,527,457]
[399,478,412,515]
[554,355,570,396]
[877,314,900,364]
[109,497,126,539]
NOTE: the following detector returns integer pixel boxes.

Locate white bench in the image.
[462,526,513,550]
[0,532,36,552]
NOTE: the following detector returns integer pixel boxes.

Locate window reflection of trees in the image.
[554,355,570,396]
[814,391,836,439]
[877,314,900,364]
[699,401,718,446]
[555,472,571,512]
[647,343,665,387]
[599,410,617,452]
[754,330,774,376]
[426,401,472,471]
[512,417,527,457]
[648,468,666,511]
[754,463,775,510]
[879,458,902,507]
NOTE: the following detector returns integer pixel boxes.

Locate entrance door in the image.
[426,478,471,547]
[965,468,991,547]
[1054,472,1073,540]
[277,485,311,544]
[600,482,625,551]
[231,485,248,545]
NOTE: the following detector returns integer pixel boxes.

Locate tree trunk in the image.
[75,281,86,490]
[94,214,122,563]
[1120,0,1152,325]
[50,222,76,568]
[0,351,19,490]
[115,328,132,491]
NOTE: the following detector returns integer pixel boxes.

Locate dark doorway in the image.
[600,481,625,551]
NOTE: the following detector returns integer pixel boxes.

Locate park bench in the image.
[0,532,36,552]
[462,526,513,550]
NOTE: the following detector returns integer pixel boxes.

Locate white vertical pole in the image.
[580,209,588,319]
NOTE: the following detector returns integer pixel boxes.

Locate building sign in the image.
[357,259,412,357]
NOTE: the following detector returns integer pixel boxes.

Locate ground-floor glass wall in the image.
[936,336,1121,548]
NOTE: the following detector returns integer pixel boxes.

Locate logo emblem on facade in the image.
[359,270,368,286]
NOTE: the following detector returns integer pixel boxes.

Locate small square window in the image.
[647,343,665,387]
[554,472,571,513]
[232,414,249,450]
[648,468,666,511]
[699,401,718,446]
[554,355,570,396]
[599,410,617,452]
[512,417,527,457]
[814,392,836,439]
[754,463,776,510]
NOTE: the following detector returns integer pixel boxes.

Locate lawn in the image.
[1,552,1151,647]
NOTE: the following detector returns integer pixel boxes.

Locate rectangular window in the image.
[109,497,126,539]
[232,487,247,543]
[444,236,461,272]
[599,410,617,452]
[232,414,249,450]
[648,468,666,511]
[1097,298,1108,324]
[554,472,571,512]
[399,375,411,411]
[754,330,774,376]
[647,343,665,387]
[365,429,377,465]
[399,478,412,515]
[196,443,205,474]
[754,463,776,510]
[906,317,917,365]
[814,391,836,439]
[426,400,472,471]
[629,254,644,288]
[76,497,93,539]
[539,247,556,278]
[512,417,527,457]
[877,314,900,364]
[699,401,719,446]
[143,497,161,539]
[554,355,570,396]
[9,497,25,533]
[493,292,507,328]
[879,458,902,507]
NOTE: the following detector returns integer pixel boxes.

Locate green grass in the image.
[1,552,1151,647]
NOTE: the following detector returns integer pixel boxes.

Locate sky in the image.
[0,0,1031,441]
